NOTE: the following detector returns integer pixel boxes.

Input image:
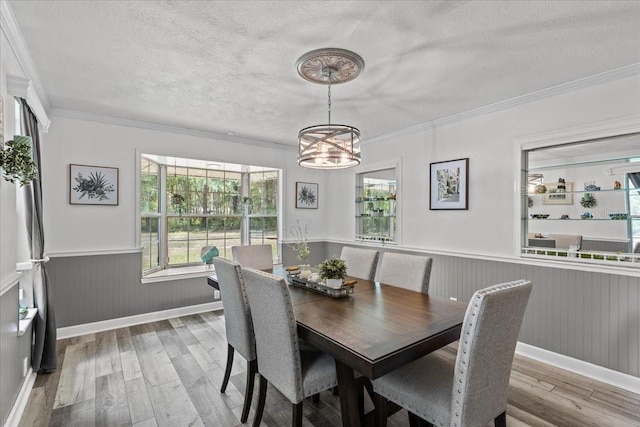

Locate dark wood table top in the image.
[207,266,466,379]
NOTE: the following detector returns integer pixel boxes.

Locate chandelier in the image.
[296,48,365,169]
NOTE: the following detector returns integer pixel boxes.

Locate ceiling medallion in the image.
[296,48,364,169]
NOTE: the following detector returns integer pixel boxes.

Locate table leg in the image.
[335,360,361,427]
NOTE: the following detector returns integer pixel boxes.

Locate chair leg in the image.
[311,393,320,403]
[292,401,304,427]
[495,411,507,427]
[332,385,339,395]
[373,392,388,427]
[408,412,425,427]
[252,375,268,427]
[221,344,234,393]
[240,359,258,423]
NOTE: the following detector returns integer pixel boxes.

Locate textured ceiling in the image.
[7,1,640,146]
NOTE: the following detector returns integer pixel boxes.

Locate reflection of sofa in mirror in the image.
[528,233,582,250]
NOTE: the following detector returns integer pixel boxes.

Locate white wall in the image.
[1,25,21,287]
[41,115,329,254]
[325,74,640,257]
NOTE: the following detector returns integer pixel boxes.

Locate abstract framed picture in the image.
[430,158,469,210]
[542,181,574,205]
[69,164,119,205]
[296,182,318,209]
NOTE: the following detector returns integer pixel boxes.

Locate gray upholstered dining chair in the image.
[372,279,532,427]
[376,252,433,294]
[211,257,257,423]
[340,246,379,281]
[242,267,339,427]
[232,244,273,270]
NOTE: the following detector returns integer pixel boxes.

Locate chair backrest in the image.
[212,257,256,361]
[452,280,532,427]
[548,234,582,250]
[232,244,273,270]
[376,252,433,294]
[242,267,305,404]
[340,246,379,281]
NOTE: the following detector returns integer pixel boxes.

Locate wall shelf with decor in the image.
[355,167,398,244]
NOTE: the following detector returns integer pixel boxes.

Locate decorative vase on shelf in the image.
[325,278,343,289]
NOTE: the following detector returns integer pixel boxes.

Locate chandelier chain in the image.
[327,79,332,125]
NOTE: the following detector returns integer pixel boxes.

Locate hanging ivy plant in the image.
[171,192,186,214]
[0,135,37,186]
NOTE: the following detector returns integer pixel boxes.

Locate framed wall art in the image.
[69,164,119,205]
[296,182,318,209]
[430,158,469,210]
[542,181,573,205]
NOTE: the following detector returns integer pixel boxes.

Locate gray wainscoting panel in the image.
[47,253,216,328]
[325,243,640,378]
[1,284,26,426]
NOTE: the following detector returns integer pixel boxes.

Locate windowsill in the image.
[141,265,216,284]
[18,308,38,337]
[140,262,283,284]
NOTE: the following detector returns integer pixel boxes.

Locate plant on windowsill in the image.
[0,135,37,186]
[318,257,347,289]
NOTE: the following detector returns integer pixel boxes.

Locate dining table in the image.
[207,266,466,427]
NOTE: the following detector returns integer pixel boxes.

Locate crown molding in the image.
[0,0,50,109]
[365,62,640,146]
[516,113,640,149]
[7,75,51,131]
[49,107,296,152]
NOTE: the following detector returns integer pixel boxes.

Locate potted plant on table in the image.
[318,257,347,289]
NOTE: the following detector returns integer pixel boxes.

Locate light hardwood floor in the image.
[18,311,640,427]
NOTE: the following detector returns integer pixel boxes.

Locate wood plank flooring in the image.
[18,310,640,427]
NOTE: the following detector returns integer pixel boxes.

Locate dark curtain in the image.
[19,98,57,373]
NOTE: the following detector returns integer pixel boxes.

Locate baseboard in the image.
[516,342,640,394]
[4,369,36,427]
[57,301,223,339]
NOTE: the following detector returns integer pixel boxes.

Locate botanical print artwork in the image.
[69,164,119,205]
[296,182,318,209]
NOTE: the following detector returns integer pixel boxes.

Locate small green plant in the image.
[0,135,37,186]
[318,257,347,280]
[286,219,310,264]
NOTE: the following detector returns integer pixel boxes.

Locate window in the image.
[521,131,640,266]
[140,155,281,275]
[356,166,398,244]
[627,169,640,252]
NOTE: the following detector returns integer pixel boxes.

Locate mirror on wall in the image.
[522,132,640,266]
